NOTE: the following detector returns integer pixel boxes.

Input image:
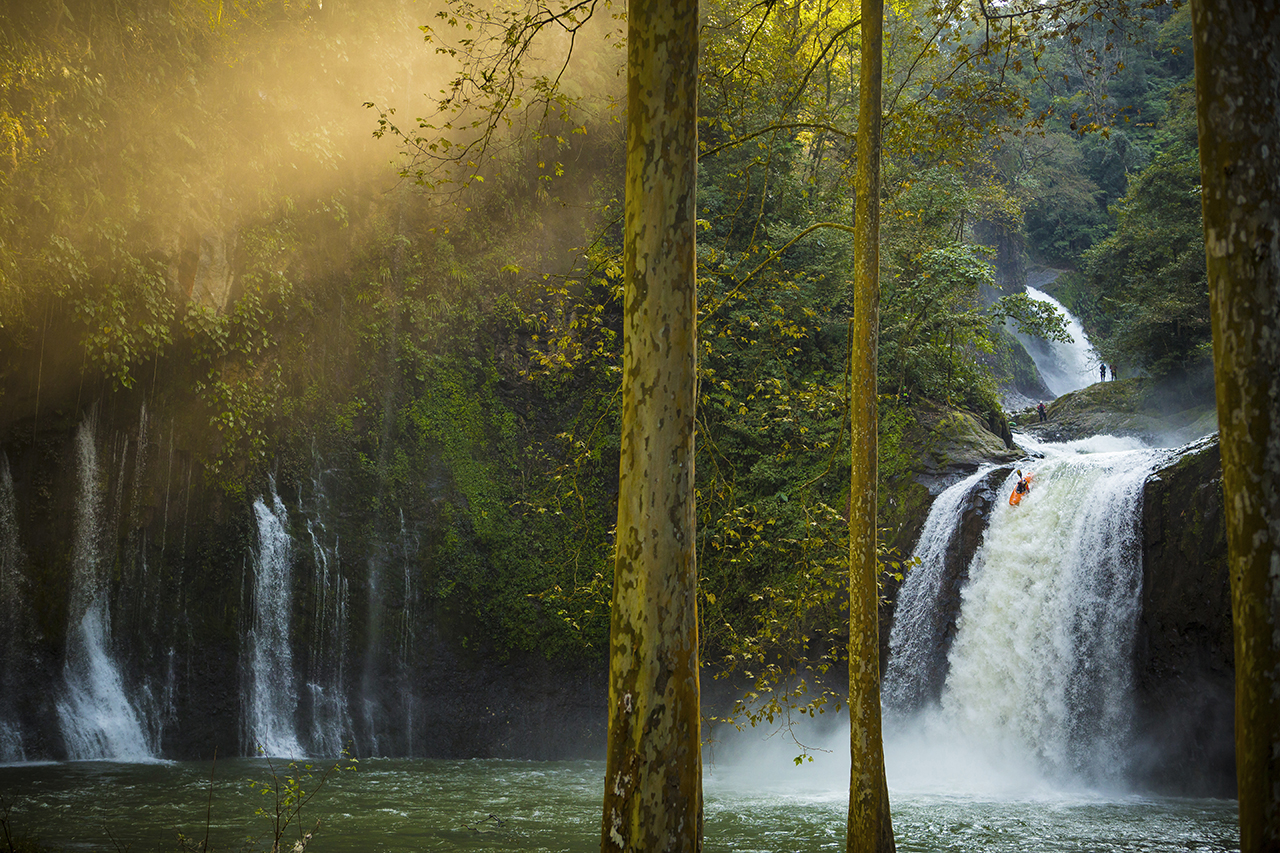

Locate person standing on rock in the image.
[1037,402,1047,423]
[1100,364,1106,383]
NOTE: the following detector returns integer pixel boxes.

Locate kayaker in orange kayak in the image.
[1010,469,1034,506]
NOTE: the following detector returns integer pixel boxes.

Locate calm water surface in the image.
[0,757,1238,852]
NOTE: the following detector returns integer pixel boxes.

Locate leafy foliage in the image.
[1058,80,1209,383]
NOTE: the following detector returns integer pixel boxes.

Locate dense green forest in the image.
[0,0,1209,704]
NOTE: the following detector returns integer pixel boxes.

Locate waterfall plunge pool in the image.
[0,753,1238,852]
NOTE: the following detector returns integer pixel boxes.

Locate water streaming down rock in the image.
[887,435,1175,789]
[883,467,998,712]
[1013,287,1100,397]
[246,484,303,757]
[302,451,354,756]
[57,418,155,761]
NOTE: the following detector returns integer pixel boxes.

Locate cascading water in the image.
[886,434,1174,791]
[303,450,354,757]
[57,419,154,761]
[246,484,303,757]
[883,467,994,712]
[1013,286,1100,397]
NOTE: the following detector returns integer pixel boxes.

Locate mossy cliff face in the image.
[0,355,615,761]
[879,398,1019,557]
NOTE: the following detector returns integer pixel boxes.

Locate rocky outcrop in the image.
[1013,378,1217,445]
[1133,436,1234,796]
[880,399,1020,558]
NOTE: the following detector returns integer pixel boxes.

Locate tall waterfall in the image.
[57,419,154,761]
[886,435,1172,790]
[1014,287,1100,397]
[246,467,361,758]
[246,485,303,757]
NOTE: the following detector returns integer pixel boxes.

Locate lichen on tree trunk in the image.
[600,1,702,851]
[1190,2,1280,850]
[847,1,895,852]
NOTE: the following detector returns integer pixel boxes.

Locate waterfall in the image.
[246,484,303,757]
[0,454,29,762]
[887,435,1172,790]
[1013,287,1100,397]
[57,419,154,761]
[883,467,995,712]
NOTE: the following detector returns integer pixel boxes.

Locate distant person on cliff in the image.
[1037,402,1047,423]
[1110,364,1117,381]
[1099,364,1106,382]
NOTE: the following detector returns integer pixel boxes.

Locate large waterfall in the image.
[885,434,1174,790]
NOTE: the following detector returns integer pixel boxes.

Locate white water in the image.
[246,484,303,757]
[57,419,154,761]
[883,467,993,712]
[885,434,1173,792]
[1015,286,1101,397]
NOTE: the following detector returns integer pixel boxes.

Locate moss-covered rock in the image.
[1011,378,1217,445]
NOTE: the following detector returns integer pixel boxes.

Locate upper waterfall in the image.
[1013,286,1101,398]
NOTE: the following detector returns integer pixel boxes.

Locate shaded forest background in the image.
[0,0,1211,730]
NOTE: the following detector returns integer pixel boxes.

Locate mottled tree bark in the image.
[1190,2,1280,851]
[600,1,702,851]
[847,1,894,852]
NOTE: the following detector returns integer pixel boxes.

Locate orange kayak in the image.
[1009,472,1035,506]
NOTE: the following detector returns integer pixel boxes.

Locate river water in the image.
[0,751,1239,852]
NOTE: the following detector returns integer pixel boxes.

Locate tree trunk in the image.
[847,1,894,852]
[600,1,702,851]
[1190,3,1280,851]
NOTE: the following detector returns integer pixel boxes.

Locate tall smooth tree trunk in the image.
[1190,3,1280,851]
[600,1,702,851]
[847,1,894,852]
